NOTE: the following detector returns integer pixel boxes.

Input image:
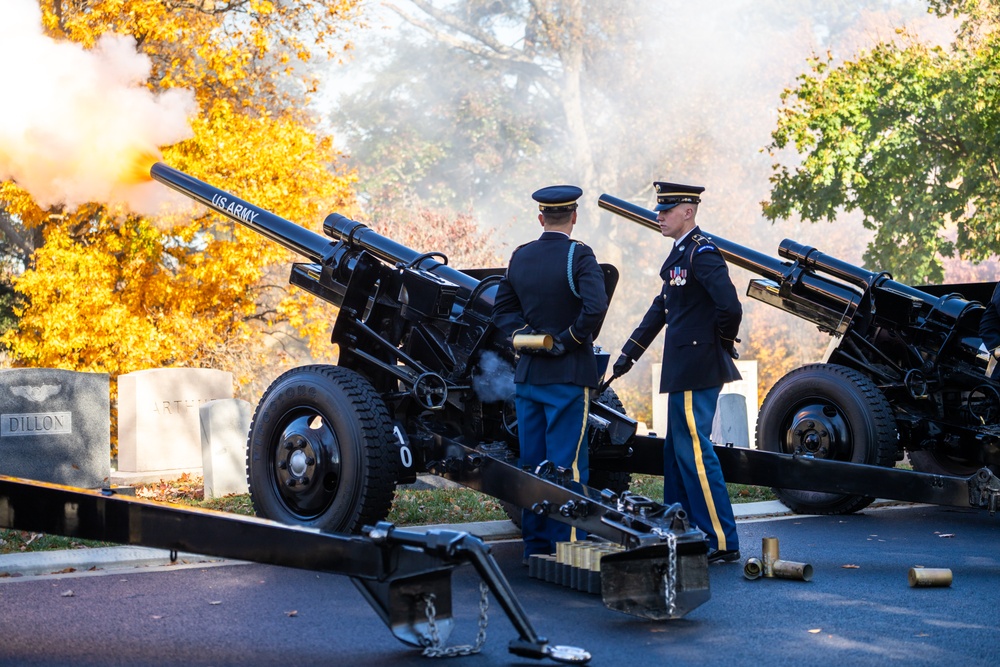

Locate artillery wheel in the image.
[756,363,898,515]
[499,386,632,528]
[246,365,397,534]
[907,450,984,477]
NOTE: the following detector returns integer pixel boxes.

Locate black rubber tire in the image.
[587,386,633,496]
[246,365,397,534]
[500,386,632,527]
[907,450,982,477]
[756,363,898,515]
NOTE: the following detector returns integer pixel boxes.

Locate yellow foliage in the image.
[2,1,364,446]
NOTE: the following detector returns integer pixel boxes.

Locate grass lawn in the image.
[0,473,776,556]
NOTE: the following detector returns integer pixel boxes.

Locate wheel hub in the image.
[787,406,849,459]
[288,449,310,477]
[272,412,342,518]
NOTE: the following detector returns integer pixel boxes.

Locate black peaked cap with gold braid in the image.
[654,181,705,211]
[532,184,583,213]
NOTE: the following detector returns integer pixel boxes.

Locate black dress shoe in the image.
[707,549,741,564]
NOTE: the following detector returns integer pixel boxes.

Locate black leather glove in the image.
[722,337,741,360]
[613,354,634,377]
[544,335,567,357]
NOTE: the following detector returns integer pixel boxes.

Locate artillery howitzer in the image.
[599,194,1000,516]
[148,163,712,622]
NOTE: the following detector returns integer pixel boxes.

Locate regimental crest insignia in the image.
[9,384,62,402]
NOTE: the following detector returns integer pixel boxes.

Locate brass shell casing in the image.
[743,557,763,580]
[513,333,553,351]
[908,567,952,588]
[761,536,780,577]
[771,559,813,582]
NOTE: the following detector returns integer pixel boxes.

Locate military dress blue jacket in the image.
[493,231,609,388]
[622,226,742,394]
[979,282,1000,351]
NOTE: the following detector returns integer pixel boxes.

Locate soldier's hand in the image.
[546,336,567,357]
[723,337,740,360]
[613,354,634,377]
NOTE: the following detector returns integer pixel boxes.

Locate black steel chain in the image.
[419,581,490,658]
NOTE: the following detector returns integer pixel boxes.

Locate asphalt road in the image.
[0,504,997,666]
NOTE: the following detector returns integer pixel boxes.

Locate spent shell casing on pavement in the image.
[762,536,780,577]
[908,567,952,587]
[743,557,763,580]
[771,559,813,582]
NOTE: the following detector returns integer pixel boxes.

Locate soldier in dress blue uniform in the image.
[492,185,610,561]
[979,283,1000,377]
[612,182,743,563]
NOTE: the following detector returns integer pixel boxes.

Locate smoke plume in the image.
[472,351,516,403]
[0,0,197,215]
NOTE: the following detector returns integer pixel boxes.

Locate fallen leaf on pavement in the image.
[808,629,821,634]
[842,564,860,569]
[285,610,298,617]
[209,600,222,605]
[60,590,74,597]
[938,533,955,538]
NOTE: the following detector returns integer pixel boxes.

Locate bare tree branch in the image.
[387,1,554,83]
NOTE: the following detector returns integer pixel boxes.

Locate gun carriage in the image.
[597,194,1000,516]
[148,163,712,622]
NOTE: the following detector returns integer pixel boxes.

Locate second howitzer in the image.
[599,194,1000,516]
[150,163,710,621]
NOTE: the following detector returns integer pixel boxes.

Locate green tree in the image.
[764,0,1000,284]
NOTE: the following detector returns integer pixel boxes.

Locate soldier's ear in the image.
[538,213,545,227]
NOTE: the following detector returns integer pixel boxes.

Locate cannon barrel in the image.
[150,162,336,263]
[323,213,482,295]
[777,239,974,321]
[151,162,492,308]
[597,194,788,283]
[598,193,984,334]
[598,194,865,333]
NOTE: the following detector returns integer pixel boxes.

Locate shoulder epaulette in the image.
[690,234,718,255]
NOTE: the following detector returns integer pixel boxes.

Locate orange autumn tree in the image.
[1,1,362,402]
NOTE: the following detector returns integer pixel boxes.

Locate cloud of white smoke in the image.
[0,0,197,215]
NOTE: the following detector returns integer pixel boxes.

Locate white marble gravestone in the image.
[200,398,251,498]
[0,368,110,487]
[118,368,233,474]
[651,360,758,447]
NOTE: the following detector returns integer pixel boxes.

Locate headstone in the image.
[651,360,759,447]
[711,393,750,448]
[200,398,251,498]
[0,368,110,487]
[118,368,233,474]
